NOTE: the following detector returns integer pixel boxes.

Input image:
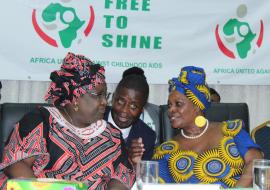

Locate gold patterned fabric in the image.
[169,150,198,182]
[152,120,258,188]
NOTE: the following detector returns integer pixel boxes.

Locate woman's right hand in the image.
[128,137,145,165]
[4,156,35,178]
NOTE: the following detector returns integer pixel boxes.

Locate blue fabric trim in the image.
[234,129,261,158]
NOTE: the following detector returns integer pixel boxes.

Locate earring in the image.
[74,103,79,112]
[195,116,207,128]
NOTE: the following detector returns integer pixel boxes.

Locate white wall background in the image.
[1,80,269,133]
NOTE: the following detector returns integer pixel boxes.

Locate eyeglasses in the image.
[88,91,111,100]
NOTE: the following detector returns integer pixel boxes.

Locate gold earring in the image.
[74,103,79,112]
[195,116,207,128]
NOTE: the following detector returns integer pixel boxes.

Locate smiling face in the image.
[167,90,199,129]
[111,87,145,129]
[76,83,107,125]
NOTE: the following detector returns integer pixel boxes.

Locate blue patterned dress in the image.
[152,119,260,188]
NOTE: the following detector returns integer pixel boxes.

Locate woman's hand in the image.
[128,137,145,165]
[107,179,128,190]
[4,156,35,179]
[235,148,263,187]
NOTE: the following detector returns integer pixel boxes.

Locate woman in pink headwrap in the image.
[0,52,135,190]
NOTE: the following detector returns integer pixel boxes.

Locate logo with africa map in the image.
[32,1,95,48]
[215,4,264,59]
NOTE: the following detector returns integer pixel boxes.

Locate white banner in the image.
[0,0,270,84]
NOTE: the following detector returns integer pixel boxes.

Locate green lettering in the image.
[116,16,128,29]
[103,15,114,28]
[101,34,162,49]
[131,36,137,48]
[142,0,150,11]
[105,0,113,9]
[154,36,162,49]
[102,34,113,47]
[116,35,128,48]
[139,36,150,49]
[116,0,127,10]
[131,0,139,10]
[51,58,55,64]
[57,59,62,64]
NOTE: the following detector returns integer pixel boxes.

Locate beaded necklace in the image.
[181,119,209,139]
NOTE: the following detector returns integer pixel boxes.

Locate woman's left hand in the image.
[107,179,128,190]
[235,148,263,187]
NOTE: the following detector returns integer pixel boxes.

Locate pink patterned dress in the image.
[0,107,135,190]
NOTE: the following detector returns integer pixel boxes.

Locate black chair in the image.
[159,102,250,143]
[0,103,48,161]
[251,121,270,159]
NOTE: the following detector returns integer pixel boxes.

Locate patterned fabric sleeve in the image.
[110,128,136,188]
[222,119,261,158]
[234,128,261,158]
[0,107,50,180]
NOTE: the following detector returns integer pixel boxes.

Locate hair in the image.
[116,67,149,105]
[209,87,221,101]
[0,81,2,100]
[122,67,146,80]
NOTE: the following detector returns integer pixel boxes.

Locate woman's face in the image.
[77,83,107,125]
[112,87,144,129]
[167,90,198,129]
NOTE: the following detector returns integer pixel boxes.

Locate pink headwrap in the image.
[45,52,105,107]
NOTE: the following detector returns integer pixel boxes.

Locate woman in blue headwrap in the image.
[131,66,262,188]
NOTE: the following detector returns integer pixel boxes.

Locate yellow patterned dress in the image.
[153,119,260,188]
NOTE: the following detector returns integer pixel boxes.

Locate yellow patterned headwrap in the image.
[169,66,210,113]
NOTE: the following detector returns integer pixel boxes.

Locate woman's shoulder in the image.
[220,119,244,137]
[17,106,50,137]
[19,106,49,125]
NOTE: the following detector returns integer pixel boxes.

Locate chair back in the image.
[159,102,250,143]
[251,121,270,159]
[0,103,48,161]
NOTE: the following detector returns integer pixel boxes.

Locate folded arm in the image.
[235,148,263,187]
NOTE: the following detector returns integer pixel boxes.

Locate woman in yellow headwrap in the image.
[131,66,262,188]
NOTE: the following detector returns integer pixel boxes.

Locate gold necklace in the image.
[63,108,74,125]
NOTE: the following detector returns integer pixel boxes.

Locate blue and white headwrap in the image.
[169,66,211,113]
